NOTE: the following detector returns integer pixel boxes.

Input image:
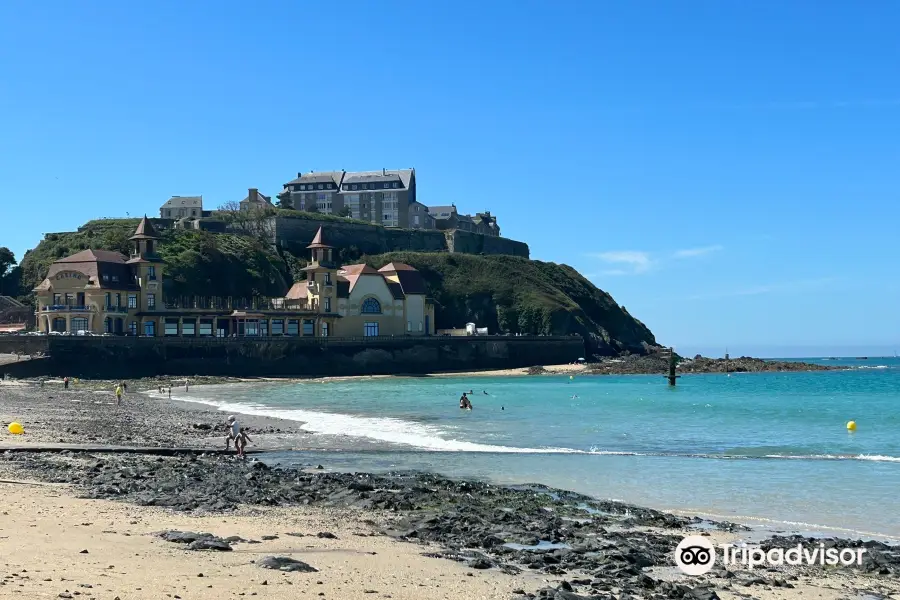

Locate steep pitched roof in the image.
[342,168,414,189]
[429,205,457,219]
[285,282,308,300]
[339,264,379,276]
[339,263,381,294]
[41,249,136,290]
[378,262,417,272]
[161,196,203,208]
[285,171,345,186]
[57,249,128,264]
[385,281,405,300]
[130,216,160,240]
[241,192,272,205]
[307,226,333,249]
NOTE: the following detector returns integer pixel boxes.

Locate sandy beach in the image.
[0,478,540,600]
[2,378,899,600]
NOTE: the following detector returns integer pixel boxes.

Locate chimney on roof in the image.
[383,168,386,175]
[297,172,302,178]
[249,188,258,204]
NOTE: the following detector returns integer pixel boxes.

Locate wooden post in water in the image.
[666,347,680,386]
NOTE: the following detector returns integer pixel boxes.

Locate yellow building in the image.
[296,227,436,337]
[34,219,435,338]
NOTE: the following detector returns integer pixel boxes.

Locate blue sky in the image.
[1,0,898,357]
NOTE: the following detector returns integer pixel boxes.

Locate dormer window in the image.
[393,182,400,188]
[351,184,357,190]
[318,184,324,190]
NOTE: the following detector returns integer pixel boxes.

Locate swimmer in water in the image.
[572,394,579,399]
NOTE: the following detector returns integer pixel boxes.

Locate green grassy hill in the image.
[17,219,657,355]
[19,219,289,300]
[363,252,656,355]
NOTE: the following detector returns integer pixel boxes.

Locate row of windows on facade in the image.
[52,293,384,316]
[52,292,155,309]
[293,182,401,192]
[50,317,424,337]
[302,192,399,203]
[163,209,200,217]
[95,266,156,286]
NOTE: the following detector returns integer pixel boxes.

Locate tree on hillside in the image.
[0,247,20,296]
[0,247,14,279]
[276,195,294,210]
[337,205,352,218]
[217,201,273,243]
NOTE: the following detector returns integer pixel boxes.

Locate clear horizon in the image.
[1,1,898,352]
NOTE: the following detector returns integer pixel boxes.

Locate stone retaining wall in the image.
[0,335,584,379]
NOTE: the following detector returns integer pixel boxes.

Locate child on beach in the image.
[225,416,253,458]
[114,385,123,406]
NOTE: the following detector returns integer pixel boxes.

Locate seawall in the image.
[0,335,584,379]
[271,216,530,258]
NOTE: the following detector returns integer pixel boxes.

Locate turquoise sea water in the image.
[178,357,900,540]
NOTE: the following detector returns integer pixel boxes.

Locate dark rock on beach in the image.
[0,452,700,597]
[156,530,232,551]
[258,556,318,573]
[0,445,895,599]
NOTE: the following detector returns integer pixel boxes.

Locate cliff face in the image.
[271,214,530,258]
[17,219,658,356]
[363,252,657,356]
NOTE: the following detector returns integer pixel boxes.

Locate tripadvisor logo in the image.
[675,536,716,575]
[674,535,867,575]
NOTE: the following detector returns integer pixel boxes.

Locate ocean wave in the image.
[159,391,900,462]
[163,392,589,454]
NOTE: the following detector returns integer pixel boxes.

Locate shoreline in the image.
[8,372,895,542]
[1,353,852,387]
[2,451,899,600]
[4,377,899,542]
[3,381,900,598]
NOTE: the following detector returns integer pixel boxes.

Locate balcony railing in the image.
[41,305,89,312]
[104,306,130,314]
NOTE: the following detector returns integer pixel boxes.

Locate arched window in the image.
[360,297,382,314]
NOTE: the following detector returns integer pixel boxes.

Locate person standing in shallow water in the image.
[63,377,69,390]
[114,384,123,407]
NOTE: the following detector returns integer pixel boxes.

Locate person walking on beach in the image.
[167,386,172,399]
[184,380,189,392]
[225,415,241,451]
[63,376,69,390]
[225,416,252,458]
[114,384,123,407]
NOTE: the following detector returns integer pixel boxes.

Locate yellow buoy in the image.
[7,422,24,435]
[847,420,857,431]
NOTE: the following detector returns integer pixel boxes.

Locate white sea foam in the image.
[157,390,900,463]
[164,391,587,454]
